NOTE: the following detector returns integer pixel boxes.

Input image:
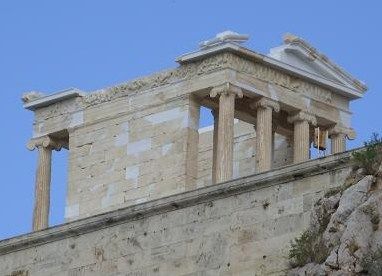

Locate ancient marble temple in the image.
[22,31,366,230]
[0,31,367,275]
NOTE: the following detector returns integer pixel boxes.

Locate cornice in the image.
[23,89,84,111]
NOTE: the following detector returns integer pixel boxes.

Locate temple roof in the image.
[23,31,368,109]
[269,33,367,93]
[177,31,367,99]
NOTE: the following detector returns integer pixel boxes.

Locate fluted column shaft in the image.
[330,133,346,154]
[328,126,355,154]
[33,146,52,231]
[28,136,63,231]
[253,98,280,173]
[210,83,243,183]
[288,112,317,164]
[294,120,310,163]
[211,109,219,184]
[216,92,235,182]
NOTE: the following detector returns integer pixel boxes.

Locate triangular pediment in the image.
[268,34,367,93]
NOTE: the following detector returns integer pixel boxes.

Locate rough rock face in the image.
[289,166,382,275]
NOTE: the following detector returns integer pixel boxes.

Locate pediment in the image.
[268,34,367,93]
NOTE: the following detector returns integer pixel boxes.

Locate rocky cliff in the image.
[289,145,382,275]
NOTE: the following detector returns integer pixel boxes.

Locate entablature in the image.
[22,32,365,140]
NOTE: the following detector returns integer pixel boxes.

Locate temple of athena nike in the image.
[0,31,368,275]
[21,31,366,230]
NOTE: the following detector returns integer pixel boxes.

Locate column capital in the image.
[287,111,317,126]
[209,83,243,98]
[27,136,66,151]
[328,125,356,140]
[250,97,280,112]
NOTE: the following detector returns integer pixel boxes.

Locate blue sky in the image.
[0,0,381,240]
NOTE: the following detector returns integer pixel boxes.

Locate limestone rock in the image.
[310,194,340,236]
[322,175,374,248]
[288,263,326,276]
[337,207,373,272]
[289,172,382,275]
[377,163,382,177]
[325,246,339,269]
[336,175,374,221]
[356,168,365,176]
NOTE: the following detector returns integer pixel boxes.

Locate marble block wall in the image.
[65,99,294,222]
[65,94,200,221]
[0,153,352,276]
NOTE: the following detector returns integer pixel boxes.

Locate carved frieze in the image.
[83,52,333,107]
[290,78,332,104]
[223,54,332,104]
[84,67,194,107]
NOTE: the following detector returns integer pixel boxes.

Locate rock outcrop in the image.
[289,165,382,275]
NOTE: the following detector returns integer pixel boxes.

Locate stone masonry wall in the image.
[0,153,352,276]
[66,94,200,221]
[65,96,293,222]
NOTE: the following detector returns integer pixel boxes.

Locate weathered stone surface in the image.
[0,153,352,276]
[325,246,339,269]
[18,33,369,275]
[336,175,374,221]
[288,263,326,276]
[288,168,382,275]
[65,95,201,221]
[321,175,374,249]
[309,194,340,236]
[24,34,364,224]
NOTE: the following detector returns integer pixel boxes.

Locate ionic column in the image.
[252,98,280,173]
[211,109,219,184]
[288,112,317,163]
[331,133,346,154]
[328,126,356,154]
[210,83,243,183]
[27,136,63,231]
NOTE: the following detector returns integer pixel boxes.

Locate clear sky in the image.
[0,0,381,240]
